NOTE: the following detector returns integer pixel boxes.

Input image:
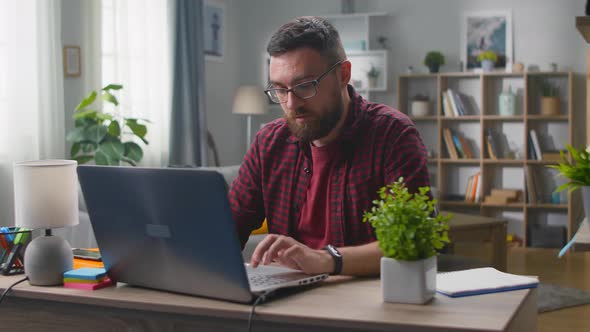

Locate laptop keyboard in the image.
[248,270,302,287]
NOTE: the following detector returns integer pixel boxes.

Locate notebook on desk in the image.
[77,166,328,303]
[436,267,539,298]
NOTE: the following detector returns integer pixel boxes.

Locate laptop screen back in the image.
[77,165,253,303]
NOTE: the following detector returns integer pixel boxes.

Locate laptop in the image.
[77,165,328,303]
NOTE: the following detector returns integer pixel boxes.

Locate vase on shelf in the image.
[583,187,590,227]
[541,96,560,115]
[481,60,494,72]
[499,86,516,116]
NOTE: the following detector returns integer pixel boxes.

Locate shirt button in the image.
[304,167,311,174]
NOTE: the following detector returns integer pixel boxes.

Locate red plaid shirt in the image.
[229,86,431,249]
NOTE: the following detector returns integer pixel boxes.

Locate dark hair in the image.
[267,16,346,64]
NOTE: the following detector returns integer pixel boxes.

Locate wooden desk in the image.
[0,274,535,331]
[447,211,508,271]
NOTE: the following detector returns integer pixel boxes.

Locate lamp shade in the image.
[13,160,79,229]
[232,85,267,115]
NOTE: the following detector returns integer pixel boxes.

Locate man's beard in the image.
[285,97,343,143]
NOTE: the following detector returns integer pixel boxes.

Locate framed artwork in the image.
[204,0,225,61]
[461,11,512,70]
[63,45,81,77]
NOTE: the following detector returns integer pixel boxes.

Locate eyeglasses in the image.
[264,60,343,104]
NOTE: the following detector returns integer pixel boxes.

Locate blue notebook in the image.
[63,268,107,280]
[436,267,539,298]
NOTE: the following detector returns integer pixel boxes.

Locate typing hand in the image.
[250,234,334,275]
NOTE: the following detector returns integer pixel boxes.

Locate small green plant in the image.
[66,84,150,166]
[367,63,380,78]
[423,51,445,67]
[362,177,451,261]
[547,144,590,193]
[476,50,498,63]
[540,79,559,97]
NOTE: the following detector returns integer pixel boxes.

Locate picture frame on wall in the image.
[63,45,81,77]
[461,10,513,71]
[204,0,225,61]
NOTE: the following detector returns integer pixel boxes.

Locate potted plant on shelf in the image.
[367,63,381,89]
[410,94,430,117]
[547,144,590,225]
[423,51,445,73]
[66,84,150,166]
[540,80,560,116]
[363,178,451,304]
[476,50,497,72]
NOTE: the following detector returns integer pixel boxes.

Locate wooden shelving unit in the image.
[398,71,574,248]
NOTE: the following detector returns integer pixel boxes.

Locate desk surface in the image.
[0,273,535,332]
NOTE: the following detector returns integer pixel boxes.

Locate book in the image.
[529,130,543,160]
[63,268,107,280]
[436,267,539,298]
[451,133,466,158]
[443,128,459,159]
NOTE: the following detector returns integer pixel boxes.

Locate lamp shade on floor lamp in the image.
[232,86,267,152]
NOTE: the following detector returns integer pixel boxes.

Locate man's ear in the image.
[339,60,352,87]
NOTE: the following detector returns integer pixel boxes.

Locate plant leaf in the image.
[74,155,94,165]
[126,119,147,138]
[81,142,98,153]
[75,91,97,111]
[96,112,114,121]
[66,127,85,142]
[102,84,123,91]
[124,142,143,162]
[83,124,108,143]
[102,91,119,106]
[108,120,121,137]
[70,142,81,157]
[73,109,97,120]
[99,141,124,160]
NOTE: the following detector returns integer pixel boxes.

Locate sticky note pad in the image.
[64,278,113,290]
[63,268,107,280]
[63,276,109,284]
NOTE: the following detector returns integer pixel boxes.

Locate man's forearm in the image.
[339,241,383,276]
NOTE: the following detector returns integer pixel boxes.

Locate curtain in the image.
[101,0,172,167]
[0,0,65,226]
[168,0,208,167]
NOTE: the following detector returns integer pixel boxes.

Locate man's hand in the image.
[250,234,334,275]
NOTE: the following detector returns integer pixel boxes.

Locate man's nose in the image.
[285,90,304,110]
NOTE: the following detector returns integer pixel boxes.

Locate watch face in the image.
[326,245,341,257]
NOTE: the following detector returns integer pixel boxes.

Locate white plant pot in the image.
[411,101,430,117]
[482,60,494,72]
[583,186,590,228]
[381,255,436,304]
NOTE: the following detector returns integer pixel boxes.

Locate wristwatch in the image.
[323,244,342,275]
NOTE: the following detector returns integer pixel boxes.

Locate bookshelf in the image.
[398,71,574,248]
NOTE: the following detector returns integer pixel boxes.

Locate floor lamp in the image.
[232,86,267,153]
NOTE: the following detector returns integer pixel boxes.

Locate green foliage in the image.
[540,79,559,97]
[362,177,451,261]
[367,63,380,78]
[423,51,445,67]
[66,84,149,166]
[476,50,498,63]
[547,144,590,193]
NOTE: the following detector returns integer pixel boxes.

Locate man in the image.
[228,16,430,277]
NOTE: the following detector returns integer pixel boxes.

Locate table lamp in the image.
[13,160,79,286]
[232,85,267,152]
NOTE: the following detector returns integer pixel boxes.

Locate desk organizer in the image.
[0,227,31,275]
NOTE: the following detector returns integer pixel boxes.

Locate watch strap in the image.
[323,244,342,275]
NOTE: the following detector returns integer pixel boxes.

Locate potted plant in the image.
[423,51,445,73]
[363,178,451,304]
[477,50,497,72]
[540,80,560,116]
[410,94,430,117]
[66,84,150,166]
[367,63,381,89]
[547,144,590,225]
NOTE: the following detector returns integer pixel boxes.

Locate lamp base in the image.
[24,235,73,286]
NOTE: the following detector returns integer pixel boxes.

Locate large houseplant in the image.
[66,84,149,166]
[363,177,451,304]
